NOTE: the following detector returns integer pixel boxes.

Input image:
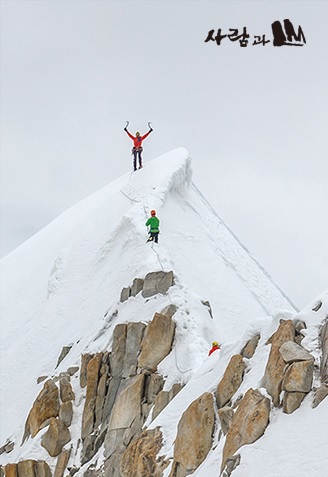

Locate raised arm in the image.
[124,128,135,140]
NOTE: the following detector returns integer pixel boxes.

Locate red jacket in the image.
[125,130,151,148]
[208,345,220,356]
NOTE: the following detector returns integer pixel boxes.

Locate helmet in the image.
[151,210,156,216]
[212,341,218,347]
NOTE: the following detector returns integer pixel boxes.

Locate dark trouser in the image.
[148,232,159,243]
[132,147,143,170]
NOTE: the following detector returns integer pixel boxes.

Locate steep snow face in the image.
[0,148,296,442]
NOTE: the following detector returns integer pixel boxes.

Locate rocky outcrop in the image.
[142,271,174,298]
[120,271,174,302]
[221,389,270,474]
[282,360,314,413]
[261,320,295,406]
[59,374,75,402]
[152,383,183,421]
[216,355,246,409]
[138,313,176,372]
[218,406,234,435]
[54,449,71,477]
[23,380,60,441]
[277,340,315,413]
[0,441,14,456]
[120,427,168,477]
[279,341,314,363]
[170,392,215,477]
[241,335,260,359]
[59,401,73,428]
[56,346,73,368]
[4,461,51,477]
[81,353,103,440]
[41,418,71,457]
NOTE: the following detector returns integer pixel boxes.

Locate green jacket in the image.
[146,216,160,232]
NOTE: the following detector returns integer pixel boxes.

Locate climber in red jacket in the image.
[208,341,220,356]
[124,124,153,171]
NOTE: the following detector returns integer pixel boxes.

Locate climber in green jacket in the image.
[146,210,160,243]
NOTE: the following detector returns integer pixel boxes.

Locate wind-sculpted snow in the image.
[1,147,296,444]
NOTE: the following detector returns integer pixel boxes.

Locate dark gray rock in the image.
[56,346,73,368]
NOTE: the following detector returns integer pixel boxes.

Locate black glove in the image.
[149,128,153,132]
[124,127,127,131]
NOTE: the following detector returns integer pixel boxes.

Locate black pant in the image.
[132,147,143,170]
[148,232,159,243]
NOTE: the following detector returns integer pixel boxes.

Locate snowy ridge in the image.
[1,148,326,477]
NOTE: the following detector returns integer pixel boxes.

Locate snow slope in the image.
[1,148,319,477]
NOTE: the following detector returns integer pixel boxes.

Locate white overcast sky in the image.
[1,0,327,308]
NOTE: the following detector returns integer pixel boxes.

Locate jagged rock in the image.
[138,313,176,372]
[17,461,36,477]
[103,454,122,477]
[81,431,105,466]
[81,353,103,439]
[145,374,165,404]
[241,335,260,359]
[120,287,131,302]
[56,346,73,368]
[35,462,52,477]
[142,271,174,298]
[261,319,295,406]
[0,466,4,477]
[279,341,314,363]
[23,379,60,441]
[283,391,307,414]
[4,464,18,477]
[108,374,145,431]
[54,449,71,477]
[110,324,127,377]
[218,406,234,435]
[131,278,144,297]
[320,319,328,382]
[120,427,168,477]
[172,392,215,474]
[223,454,241,477]
[102,377,122,426]
[37,376,48,384]
[216,355,246,409]
[59,401,73,427]
[122,322,147,378]
[67,466,79,477]
[282,360,314,393]
[312,301,322,312]
[312,384,328,408]
[201,300,213,319]
[80,355,94,389]
[95,362,110,428]
[0,441,14,455]
[153,391,170,421]
[160,304,177,317]
[41,418,71,457]
[59,374,75,402]
[221,388,270,473]
[67,367,79,376]
[153,383,183,421]
[104,429,126,459]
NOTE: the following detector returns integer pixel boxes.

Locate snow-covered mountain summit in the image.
[1,149,295,438]
[2,148,326,477]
